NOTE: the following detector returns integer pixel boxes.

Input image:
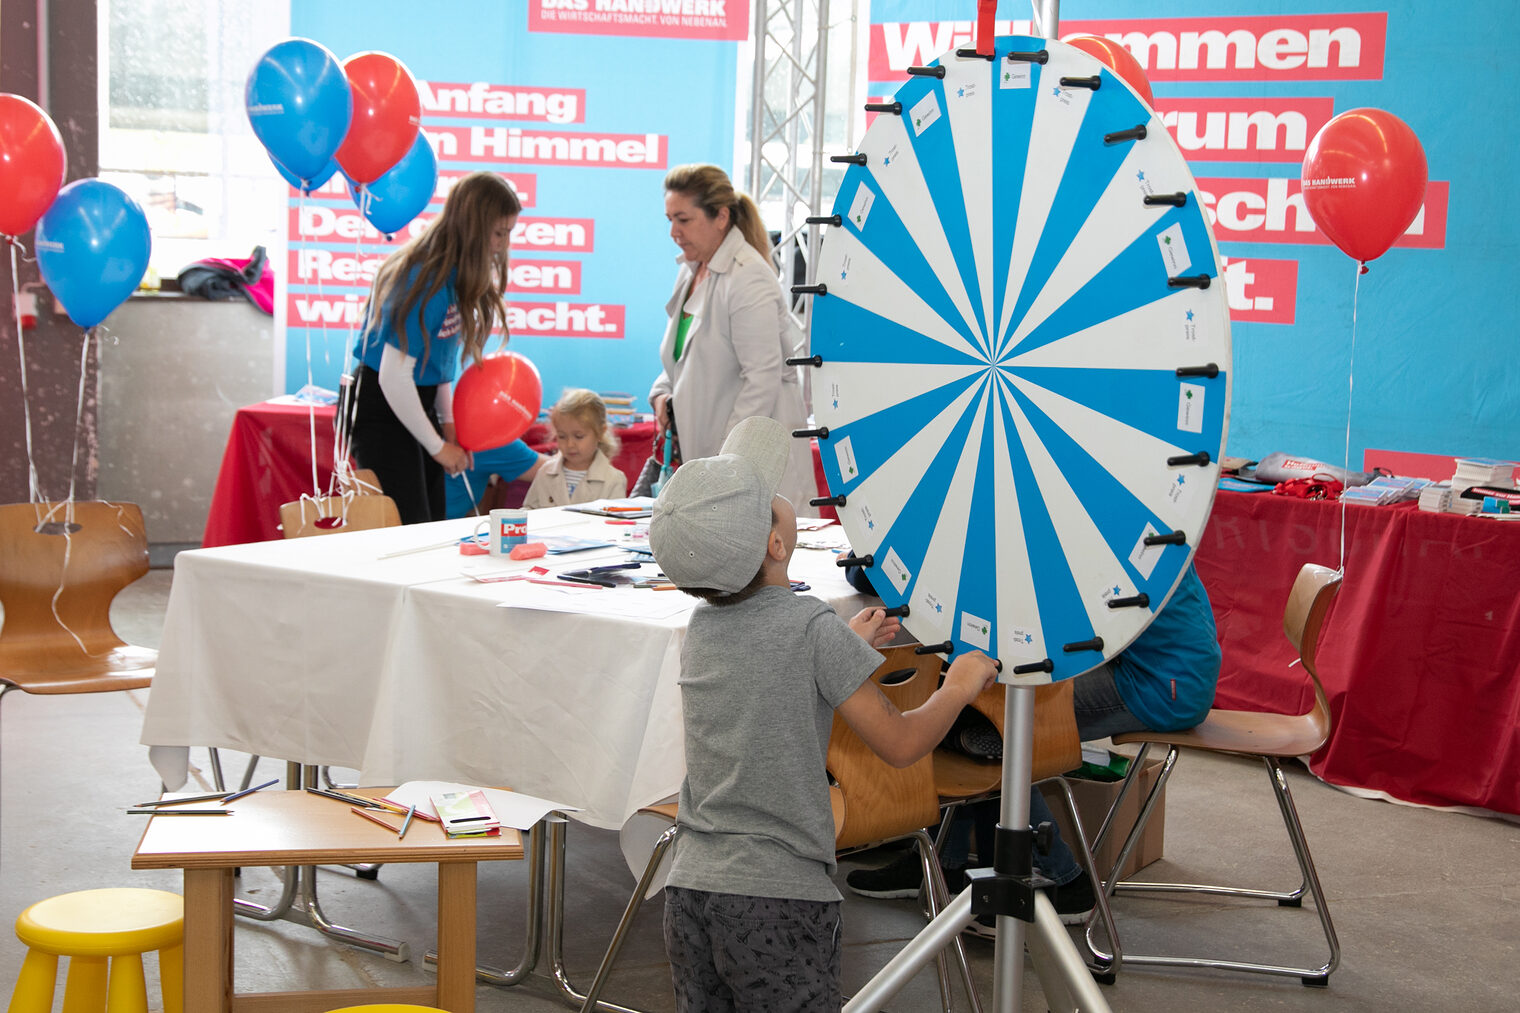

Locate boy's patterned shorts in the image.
[663,886,842,1013]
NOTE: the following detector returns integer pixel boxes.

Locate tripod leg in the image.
[1027,893,1112,1013]
[844,888,980,1012]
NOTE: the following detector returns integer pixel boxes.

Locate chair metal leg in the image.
[425,816,548,984]
[1035,775,1121,981]
[576,821,680,1013]
[1086,747,1340,985]
[916,829,983,1013]
[544,818,650,1013]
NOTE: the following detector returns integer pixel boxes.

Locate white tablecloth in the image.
[141,508,868,828]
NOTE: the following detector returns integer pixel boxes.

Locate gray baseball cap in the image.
[649,416,790,593]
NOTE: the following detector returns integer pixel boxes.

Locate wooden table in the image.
[131,788,522,1013]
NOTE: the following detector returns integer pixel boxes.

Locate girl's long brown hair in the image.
[365,171,522,371]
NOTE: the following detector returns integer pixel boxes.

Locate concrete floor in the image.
[0,567,1517,1011]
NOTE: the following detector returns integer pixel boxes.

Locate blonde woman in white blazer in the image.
[646,164,818,513]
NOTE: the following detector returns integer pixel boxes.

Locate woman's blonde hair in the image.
[551,387,620,460]
[365,171,522,371]
[663,164,771,261]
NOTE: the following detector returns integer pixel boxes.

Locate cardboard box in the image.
[1038,757,1165,882]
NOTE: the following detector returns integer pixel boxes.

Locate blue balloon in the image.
[270,152,337,193]
[35,179,152,329]
[245,38,351,185]
[348,133,438,237]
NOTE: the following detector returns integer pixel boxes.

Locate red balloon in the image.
[453,352,543,451]
[1301,108,1427,264]
[1066,35,1154,108]
[333,52,421,185]
[0,94,66,237]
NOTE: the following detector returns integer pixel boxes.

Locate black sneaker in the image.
[845,852,922,899]
[963,913,997,940]
[1045,870,1096,926]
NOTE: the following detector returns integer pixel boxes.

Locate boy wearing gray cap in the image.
[650,416,999,1011]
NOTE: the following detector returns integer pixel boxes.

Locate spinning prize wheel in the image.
[805,36,1230,684]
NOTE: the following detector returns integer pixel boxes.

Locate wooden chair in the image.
[576,645,985,1013]
[0,501,157,698]
[1085,562,1344,987]
[279,494,400,538]
[932,680,1119,967]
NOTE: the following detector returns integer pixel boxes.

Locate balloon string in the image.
[292,187,321,498]
[65,327,92,513]
[11,241,45,504]
[1339,261,1363,577]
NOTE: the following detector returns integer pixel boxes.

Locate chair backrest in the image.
[827,644,944,851]
[1281,562,1343,724]
[964,679,1084,783]
[0,501,149,665]
[279,495,401,538]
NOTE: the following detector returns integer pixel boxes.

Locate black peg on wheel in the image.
[805,214,842,226]
[1011,658,1054,675]
[786,354,824,367]
[914,640,955,656]
[1143,530,1187,547]
[1060,75,1102,90]
[1107,593,1151,610]
[836,554,874,568]
[791,283,827,296]
[793,426,829,439]
[1175,363,1219,378]
[882,604,910,618]
[830,153,868,166]
[1007,49,1049,64]
[1168,274,1212,289]
[1167,451,1211,467]
[955,47,997,61]
[1103,124,1147,144]
[1144,192,1188,207]
[810,493,846,508]
[865,101,903,115]
[907,65,946,79]
[1063,637,1105,653]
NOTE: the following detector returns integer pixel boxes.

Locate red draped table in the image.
[201,400,655,547]
[1194,490,1520,815]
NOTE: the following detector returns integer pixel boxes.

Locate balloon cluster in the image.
[246,39,434,238]
[0,94,152,328]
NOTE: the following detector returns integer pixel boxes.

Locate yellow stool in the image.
[9,888,183,1013]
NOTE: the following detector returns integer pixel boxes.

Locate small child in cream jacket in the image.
[523,389,629,508]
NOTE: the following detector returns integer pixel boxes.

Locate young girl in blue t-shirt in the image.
[348,171,522,524]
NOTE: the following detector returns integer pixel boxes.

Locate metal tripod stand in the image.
[844,685,1112,1013]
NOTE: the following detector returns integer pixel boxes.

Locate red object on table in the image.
[1194,491,1520,815]
[202,400,656,547]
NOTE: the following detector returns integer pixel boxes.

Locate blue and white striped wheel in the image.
[809,36,1231,685]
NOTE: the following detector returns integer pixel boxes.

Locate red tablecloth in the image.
[202,400,655,547]
[1194,491,1520,815]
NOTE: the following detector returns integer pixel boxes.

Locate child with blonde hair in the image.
[523,389,628,508]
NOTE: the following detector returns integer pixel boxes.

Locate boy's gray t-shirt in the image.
[668,585,884,902]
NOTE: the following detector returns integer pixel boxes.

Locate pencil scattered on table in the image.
[125,808,230,816]
[220,777,279,802]
[350,806,402,834]
[399,804,417,839]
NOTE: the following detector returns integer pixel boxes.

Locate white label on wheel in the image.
[1181,303,1199,343]
[1177,383,1205,433]
[1164,469,1199,512]
[1156,223,1190,274]
[833,435,859,481]
[910,93,941,135]
[848,184,875,230]
[960,610,991,651]
[1000,62,1031,89]
[920,588,947,619]
[1007,625,1040,660]
[1129,525,1163,580]
[881,547,911,594]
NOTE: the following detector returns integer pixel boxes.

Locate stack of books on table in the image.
[1417,485,1453,513]
[1449,458,1518,515]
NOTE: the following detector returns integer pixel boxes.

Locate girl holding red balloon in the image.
[347,171,522,524]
